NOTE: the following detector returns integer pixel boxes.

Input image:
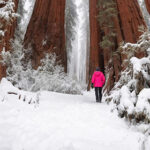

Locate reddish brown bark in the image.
[24,0,66,70]
[116,0,145,43]
[89,0,146,92]
[0,0,18,79]
[145,0,150,14]
[89,0,101,77]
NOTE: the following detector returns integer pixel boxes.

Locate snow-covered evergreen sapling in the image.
[0,38,34,90]
[31,53,82,94]
[105,29,150,123]
[0,39,82,94]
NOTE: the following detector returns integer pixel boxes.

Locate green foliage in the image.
[97,0,118,49]
[100,35,115,48]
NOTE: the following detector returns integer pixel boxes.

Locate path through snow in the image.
[0,91,144,150]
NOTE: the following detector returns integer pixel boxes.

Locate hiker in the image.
[91,67,105,103]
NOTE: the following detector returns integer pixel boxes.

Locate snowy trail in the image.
[0,91,143,150]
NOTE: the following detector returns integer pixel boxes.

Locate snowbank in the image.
[0,78,40,105]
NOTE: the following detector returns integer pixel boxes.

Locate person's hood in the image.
[94,71,101,76]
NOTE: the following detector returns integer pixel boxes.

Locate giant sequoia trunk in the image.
[0,0,18,79]
[90,0,146,92]
[89,0,104,77]
[145,0,150,14]
[24,0,66,70]
[0,0,146,93]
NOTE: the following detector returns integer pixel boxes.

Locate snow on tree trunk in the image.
[138,0,150,29]
[0,0,18,42]
[16,0,36,40]
[0,0,18,79]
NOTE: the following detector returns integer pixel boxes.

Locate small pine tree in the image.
[97,0,118,49]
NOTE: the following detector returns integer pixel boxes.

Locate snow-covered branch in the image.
[0,39,82,95]
[0,0,18,39]
[106,30,150,124]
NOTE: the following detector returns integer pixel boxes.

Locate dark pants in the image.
[95,87,102,102]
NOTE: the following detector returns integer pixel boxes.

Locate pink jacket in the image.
[92,71,105,87]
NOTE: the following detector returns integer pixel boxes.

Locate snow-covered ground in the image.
[0,80,145,150]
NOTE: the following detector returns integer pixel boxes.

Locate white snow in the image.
[0,30,4,36]
[0,0,18,38]
[0,0,17,22]
[138,0,150,29]
[106,31,150,125]
[131,56,150,74]
[0,78,39,104]
[136,88,150,119]
[0,79,145,150]
[118,86,135,115]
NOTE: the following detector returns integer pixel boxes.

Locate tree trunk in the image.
[89,0,146,92]
[24,0,67,71]
[0,0,18,79]
[145,0,150,14]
